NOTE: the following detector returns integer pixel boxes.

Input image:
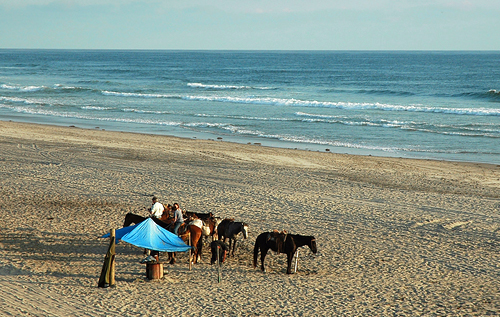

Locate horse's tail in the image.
[197,234,204,257]
[253,234,261,268]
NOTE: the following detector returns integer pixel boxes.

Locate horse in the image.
[185,211,214,221]
[123,212,147,227]
[201,216,222,241]
[123,211,174,229]
[253,231,317,274]
[178,221,203,264]
[217,219,249,257]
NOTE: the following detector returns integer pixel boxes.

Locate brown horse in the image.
[178,221,203,264]
[201,216,222,241]
[253,231,317,274]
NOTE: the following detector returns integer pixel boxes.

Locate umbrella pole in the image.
[217,246,221,283]
[110,229,116,286]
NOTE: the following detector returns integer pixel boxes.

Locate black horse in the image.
[123,213,147,227]
[253,231,317,274]
[217,219,249,257]
[123,212,172,230]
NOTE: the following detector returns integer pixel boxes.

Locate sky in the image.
[0,0,499,50]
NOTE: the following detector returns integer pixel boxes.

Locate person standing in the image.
[149,196,164,219]
[210,240,229,265]
[172,202,184,235]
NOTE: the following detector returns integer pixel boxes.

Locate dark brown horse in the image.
[253,232,317,274]
[185,211,214,221]
[123,212,174,229]
[217,219,249,257]
[123,212,147,227]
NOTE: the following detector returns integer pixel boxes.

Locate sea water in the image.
[1,50,499,164]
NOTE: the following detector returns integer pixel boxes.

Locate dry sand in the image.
[1,120,499,316]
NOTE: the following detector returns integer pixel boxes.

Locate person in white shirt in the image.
[149,196,164,219]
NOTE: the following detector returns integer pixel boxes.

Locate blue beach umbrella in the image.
[101,224,139,243]
[101,218,192,253]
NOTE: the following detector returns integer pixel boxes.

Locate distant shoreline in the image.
[3,118,496,167]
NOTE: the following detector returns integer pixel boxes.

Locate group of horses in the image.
[123,207,317,274]
[123,209,249,265]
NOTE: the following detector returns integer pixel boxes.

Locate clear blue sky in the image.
[1,0,499,50]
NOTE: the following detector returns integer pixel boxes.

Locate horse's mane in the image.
[289,233,314,239]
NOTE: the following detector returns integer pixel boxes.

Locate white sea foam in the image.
[98,89,499,117]
[187,82,274,90]
[0,96,43,105]
[81,106,115,111]
[183,120,402,152]
[122,108,174,115]
[181,95,500,117]
[0,103,181,126]
[1,84,45,92]
[102,90,174,98]
[188,83,251,90]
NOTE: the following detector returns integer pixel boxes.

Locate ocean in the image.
[1,49,499,164]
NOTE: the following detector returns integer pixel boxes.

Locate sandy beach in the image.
[1,120,499,316]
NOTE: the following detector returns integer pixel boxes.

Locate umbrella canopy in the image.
[102,218,192,253]
[102,224,138,243]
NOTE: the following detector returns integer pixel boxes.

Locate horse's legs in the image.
[228,238,238,257]
[197,236,203,263]
[286,251,294,274]
[191,237,201,264]
[232,239,238,257]
[227,238,232,257]
[230,239,235,257]
[191,246,197,264]
[260,247,269,272]
[167,252,176,264]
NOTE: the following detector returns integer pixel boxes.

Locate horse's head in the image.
[123,212,143,227]
[123,214,130,227]
[214,217,223,227]
[309,237,318,254]
[242,223,249,239]
[201,221,212,236]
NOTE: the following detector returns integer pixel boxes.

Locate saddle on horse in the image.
[267,230,287,254]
